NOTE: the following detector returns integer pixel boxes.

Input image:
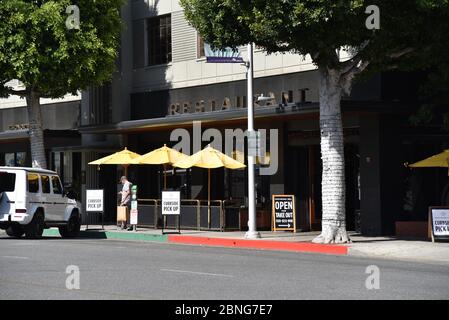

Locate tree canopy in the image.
[0,0,123,98]
[181,0,449,81]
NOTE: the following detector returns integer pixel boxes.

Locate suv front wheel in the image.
[59,214,81,238]
[25,212,44,239]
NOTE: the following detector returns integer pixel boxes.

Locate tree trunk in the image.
[26,89,47,169]
[312,67,350,244]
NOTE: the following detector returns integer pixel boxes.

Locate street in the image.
[1,235,448,300]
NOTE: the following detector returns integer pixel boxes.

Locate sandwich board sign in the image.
[85,189,104,230]
[162,191,181,215]
[272,195,296,232]
[161,191,181,235]
[86,189,104,212]
[429,207,449,242]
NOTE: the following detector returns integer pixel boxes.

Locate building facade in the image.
[2,0,446,236]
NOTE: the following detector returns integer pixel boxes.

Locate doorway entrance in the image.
[285,144,359,231]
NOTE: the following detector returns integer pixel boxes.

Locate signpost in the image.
[429,207,449,242]
[272,195,296,232]
[86,189,104,230]
[161,191,181,234]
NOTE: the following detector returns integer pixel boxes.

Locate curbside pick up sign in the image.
[86,189,103,212]
[272,195,296,232]
[162,191,181,215]
[429,207,449,241]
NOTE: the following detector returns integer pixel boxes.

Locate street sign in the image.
[205,43,244,64]
[247,130,260,157]
[162,191,181,215]
[272,195,296,232]
[429,207,449,242]
[85,189,104,230]
[86,189,104,212]
[161,191,181,235]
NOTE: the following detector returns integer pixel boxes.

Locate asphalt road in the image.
[1,234,448,300]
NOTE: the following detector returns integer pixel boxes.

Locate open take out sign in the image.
[272,195,296,232]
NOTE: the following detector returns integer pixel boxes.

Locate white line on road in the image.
[160,268,233,278]
[1,256,30,260]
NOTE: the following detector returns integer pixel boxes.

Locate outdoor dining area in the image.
[88,144,251,232]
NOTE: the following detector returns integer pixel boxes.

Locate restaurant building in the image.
[2,0,446,237]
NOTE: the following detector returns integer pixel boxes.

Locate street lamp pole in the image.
[245,43,261,239]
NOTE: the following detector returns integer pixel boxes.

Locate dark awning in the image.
[0,130,29,143]
[79,103,320,134]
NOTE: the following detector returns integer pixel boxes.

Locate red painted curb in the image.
[167,235,348,255]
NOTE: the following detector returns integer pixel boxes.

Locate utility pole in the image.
[245,43,261,239]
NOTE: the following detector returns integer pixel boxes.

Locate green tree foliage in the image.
[0,0,123,168]
[181,0,448,76]
[410,63,449,129]
[0,0,123,97]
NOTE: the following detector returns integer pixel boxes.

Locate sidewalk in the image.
[41,225,449,265]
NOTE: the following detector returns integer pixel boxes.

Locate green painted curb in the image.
[43,228,168,243]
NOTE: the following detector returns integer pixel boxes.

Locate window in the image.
[51,176,63,194]
[5,153,15,166]
[147,14,172,65]
[0,172,16,193]
[3,152,27,167]
[41,175,51,194]
[16,152,26,166]
[28,174,40,193]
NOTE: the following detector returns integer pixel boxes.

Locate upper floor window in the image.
[147,14,172,66]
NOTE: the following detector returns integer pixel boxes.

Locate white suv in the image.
[0,167,82,239]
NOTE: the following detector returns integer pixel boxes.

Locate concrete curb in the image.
[43,229,168,242]
[168,235,348,255]
[42,229,348,255]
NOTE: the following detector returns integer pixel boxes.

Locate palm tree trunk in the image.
[26,89,47,169]
[312,67,350,244]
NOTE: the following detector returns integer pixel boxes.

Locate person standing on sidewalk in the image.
[119,176,133,231]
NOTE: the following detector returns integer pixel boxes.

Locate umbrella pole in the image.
[163,164,167,190]
[208,168,211,229]
[123,164,128,177]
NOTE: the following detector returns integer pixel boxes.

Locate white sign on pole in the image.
[247,130,260,157]
[431,208,449,237]
[162,191,181,215]
[86,189,104,212]
[130,210,138,225]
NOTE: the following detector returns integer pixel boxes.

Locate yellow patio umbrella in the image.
[173,145,246,227]
[409,149,449,175]
[88,147,141,176]
[131,144,188,189]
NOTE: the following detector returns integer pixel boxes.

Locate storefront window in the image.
[53,152,62,176]
[5,153,15,166]
[16,152,26,166]
[3,152,27,167]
